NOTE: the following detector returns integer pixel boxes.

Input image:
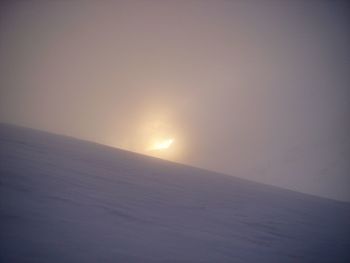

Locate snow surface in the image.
[1,123,349,262]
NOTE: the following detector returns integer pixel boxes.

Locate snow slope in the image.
[1,123,349,262]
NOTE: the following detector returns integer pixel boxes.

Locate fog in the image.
[1,0,349,201]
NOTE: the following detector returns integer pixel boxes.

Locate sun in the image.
[149,138,174,151]
[137,114,180,159]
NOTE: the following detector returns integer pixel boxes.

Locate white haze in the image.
[0,1,349,201]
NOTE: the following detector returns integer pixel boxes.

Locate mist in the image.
[1,0,349,201]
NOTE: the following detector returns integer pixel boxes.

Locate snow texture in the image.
[1,123,349,262]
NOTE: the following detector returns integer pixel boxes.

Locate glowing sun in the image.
[149,138,174,151]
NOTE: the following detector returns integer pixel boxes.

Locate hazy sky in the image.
[1,0,349,201]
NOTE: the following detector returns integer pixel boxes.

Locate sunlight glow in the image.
[150,138,174,151]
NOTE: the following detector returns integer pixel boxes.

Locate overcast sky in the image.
[1,0,349,201]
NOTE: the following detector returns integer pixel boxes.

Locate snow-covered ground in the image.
[1,123,349,262]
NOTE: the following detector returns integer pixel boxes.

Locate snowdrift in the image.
[1,123,349,262]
